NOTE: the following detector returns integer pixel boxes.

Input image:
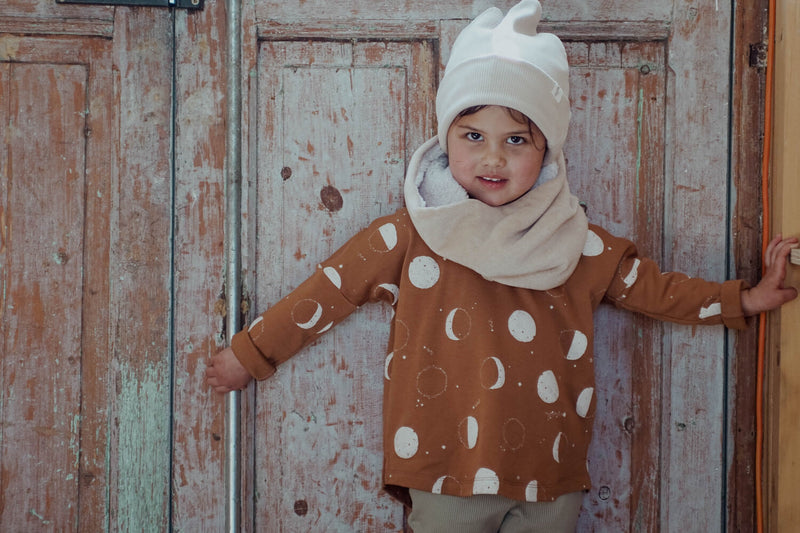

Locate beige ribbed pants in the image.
[407,488,584,533]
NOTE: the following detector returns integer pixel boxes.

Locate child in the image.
[206,1,798,531]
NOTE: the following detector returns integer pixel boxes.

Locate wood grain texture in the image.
[0,0,113,25]
[661,2,734,530]
[729,0,768,530]
[769,0,800,529]
[253,0,672,24]
[0,34,113,532]
[250,38,435,531]
[170,1,229,530]
[106,8,174,531]
[1,59,86,532]
[567,41,666,531]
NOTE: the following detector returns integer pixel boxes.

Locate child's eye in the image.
[507,136,526,145]
[467,132,483,141]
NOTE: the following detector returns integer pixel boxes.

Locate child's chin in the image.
[480,197,506,207]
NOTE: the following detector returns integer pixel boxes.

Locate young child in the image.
[206,1,798,531]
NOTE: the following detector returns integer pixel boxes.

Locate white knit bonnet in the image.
[436,0,570,166]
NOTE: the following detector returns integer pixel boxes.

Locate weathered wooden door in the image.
[1,0,230,530]
[1,0,765,531]
[243,1,762,531]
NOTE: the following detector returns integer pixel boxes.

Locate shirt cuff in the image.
[720,279,750,330]
[231,328,277,380]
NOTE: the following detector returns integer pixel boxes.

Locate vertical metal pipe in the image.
[224,0,243,530]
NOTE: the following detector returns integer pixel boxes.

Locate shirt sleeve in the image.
[230,212,410,380]
[603,241,750,330]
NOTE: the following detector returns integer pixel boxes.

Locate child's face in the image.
[446,105,546,207]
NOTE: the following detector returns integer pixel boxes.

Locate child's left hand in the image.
[741,234,799,316]
[205,347,253,394]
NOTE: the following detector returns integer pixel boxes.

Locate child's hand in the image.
[205,347,253,394]
[741,234,799,316]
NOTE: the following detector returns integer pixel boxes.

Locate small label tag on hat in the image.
[551,84,564,103]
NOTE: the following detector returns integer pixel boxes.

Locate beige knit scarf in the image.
[404,137,588,290]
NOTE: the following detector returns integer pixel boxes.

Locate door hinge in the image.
[56,0,203,9]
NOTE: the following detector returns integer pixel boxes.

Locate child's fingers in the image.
[210,383,232,394]
[763,236,779,268]
[776,240,798,268]
[206,372,233,394]
[765,235,798,269]
[205,368,219,386]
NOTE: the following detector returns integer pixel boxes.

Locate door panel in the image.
[567,40,667,529]
[170,6,229,530]
[2,60,87,531]
[251,38,435,531]
[107,11,174,530]
[1,35,114,532]
[1,2,229,530]
[254,1,671,24]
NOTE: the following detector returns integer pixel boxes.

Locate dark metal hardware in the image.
[56,0,203,10]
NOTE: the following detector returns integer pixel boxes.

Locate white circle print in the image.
[473,468,500,495]
[537,370,559,404]
[369,222,398,252]
[394,426,419,459]
[508,310,536,342]
[408,256,440,289]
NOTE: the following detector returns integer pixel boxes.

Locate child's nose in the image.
[482,145,506,168]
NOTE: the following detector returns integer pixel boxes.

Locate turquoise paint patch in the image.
[114,360,172,530]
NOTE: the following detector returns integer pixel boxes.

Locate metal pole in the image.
[224,0,242,530]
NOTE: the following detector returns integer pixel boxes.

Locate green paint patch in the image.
[115,361,171,530]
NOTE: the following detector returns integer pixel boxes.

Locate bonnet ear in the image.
[504,0,542,36]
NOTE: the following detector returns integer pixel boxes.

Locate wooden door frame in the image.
[729,0,770,530]
[766,0,800,530]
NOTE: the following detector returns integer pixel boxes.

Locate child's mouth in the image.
[478,175,507,187]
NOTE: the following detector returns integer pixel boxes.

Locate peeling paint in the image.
[635,87,644,212]
[0,35,21,61]
[29,508,50,525]
[70,413,81,469]
[114,361,171,530]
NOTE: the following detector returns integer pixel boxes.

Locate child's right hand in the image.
[205,347,253,394]
[740,234,799,316]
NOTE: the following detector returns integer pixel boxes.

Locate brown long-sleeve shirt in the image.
[231,208,747,503]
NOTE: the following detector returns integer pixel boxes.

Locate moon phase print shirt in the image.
[230,208,748,503]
